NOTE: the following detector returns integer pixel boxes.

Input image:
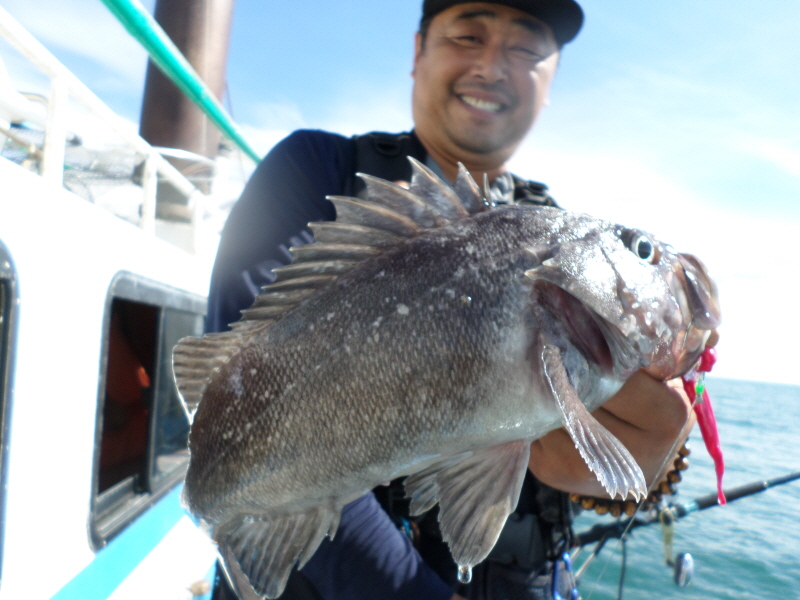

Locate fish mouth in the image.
[676,253,721,331]
[647,252,721,379]
[532,281,615,374]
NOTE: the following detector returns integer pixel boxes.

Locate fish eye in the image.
[629,233,659,264]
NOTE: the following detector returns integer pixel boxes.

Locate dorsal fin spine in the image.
[357,173,445,228]
[454,163,488,214]
[407,157,469,221]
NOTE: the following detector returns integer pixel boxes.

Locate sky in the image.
[1,0,799,385]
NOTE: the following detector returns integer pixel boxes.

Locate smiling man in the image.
[207,2,699,600]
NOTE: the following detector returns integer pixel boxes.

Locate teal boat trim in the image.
[50,485,187,600]
[100,0,261,164]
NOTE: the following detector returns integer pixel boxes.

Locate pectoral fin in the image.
[542,343,646,500]
[403,440,530,582]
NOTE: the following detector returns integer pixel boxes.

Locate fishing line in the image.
[578,408,696,599]
[617,537,627,600]
[577,463,800,598]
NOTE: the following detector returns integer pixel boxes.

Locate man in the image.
[208,1,701,598]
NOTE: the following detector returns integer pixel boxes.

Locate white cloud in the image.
[248,101,307,131]
[1,0,150,87]
[238,124,291,160]
[316,81,414,137]
[738,138,800,179]
[237,100,309,157]
[236,82,414,158]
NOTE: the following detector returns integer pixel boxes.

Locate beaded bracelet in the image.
[569,442,691,517]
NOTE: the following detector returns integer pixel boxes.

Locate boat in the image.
[3,4,798,600]
[0,2,254,597]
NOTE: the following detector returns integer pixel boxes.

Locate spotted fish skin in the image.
[173,159,720,599]
[188,208,574,517]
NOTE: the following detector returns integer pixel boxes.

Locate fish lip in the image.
[676,253,721,331]
[532,281,614,374]
[639,253,720,380]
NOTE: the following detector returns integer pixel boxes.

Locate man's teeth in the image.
[460,95,502,113]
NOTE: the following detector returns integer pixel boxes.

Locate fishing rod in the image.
[575,469,800,547]
[572,469,800,596]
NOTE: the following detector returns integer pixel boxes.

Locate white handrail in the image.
[0,6,204,246]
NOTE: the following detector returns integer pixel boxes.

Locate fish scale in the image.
[173,158,720,599]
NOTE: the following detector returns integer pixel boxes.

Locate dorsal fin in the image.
[248,159,488,323]
[328,197,420,237]
[407,157,469,221]
[272,260,357,282]
[482,173,494,206]
[308,222,402,246]
[173,158,490,416]
[173,329,260,419]
[357,174,445,229]
[453,163,487,214]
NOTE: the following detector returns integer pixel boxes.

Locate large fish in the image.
[173,159,720,600]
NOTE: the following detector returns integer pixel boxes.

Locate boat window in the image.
[0,241,17,589]
[92,273,204,548]
[149,307,203,487]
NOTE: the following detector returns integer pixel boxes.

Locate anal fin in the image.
[542,343,646,500]
[216,505,340,599]
[403,440,530,574]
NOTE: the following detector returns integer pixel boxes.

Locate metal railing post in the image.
[140,152,158,234]
[39,74,68,185]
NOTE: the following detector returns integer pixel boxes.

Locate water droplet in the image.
[457,565,472,584]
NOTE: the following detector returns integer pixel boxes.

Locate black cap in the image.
[421,0,584,46]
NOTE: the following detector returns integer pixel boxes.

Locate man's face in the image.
[412,2,560,168]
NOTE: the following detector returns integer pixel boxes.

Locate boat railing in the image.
[0,4,256,254]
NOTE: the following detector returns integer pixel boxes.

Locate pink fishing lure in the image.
[682,347,726,504]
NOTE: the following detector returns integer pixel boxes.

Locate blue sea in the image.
[571,378,800,600]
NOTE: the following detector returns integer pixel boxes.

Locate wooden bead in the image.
[668,470,682,483]
[569,445,691,517]
[623,502,638,517]
[594,502,609,515]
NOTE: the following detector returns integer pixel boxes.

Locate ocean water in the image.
[571,378,800,600]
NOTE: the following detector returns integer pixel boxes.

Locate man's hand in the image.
[528,371,694,498]
[530,329,719,498]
